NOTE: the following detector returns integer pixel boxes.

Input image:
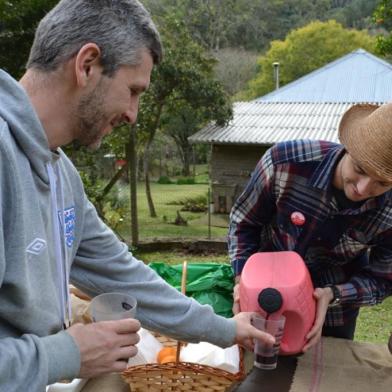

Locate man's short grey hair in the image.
[27,0,162,76]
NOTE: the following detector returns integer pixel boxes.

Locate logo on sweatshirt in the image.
[26,238,47,255]
[62,206,75,247]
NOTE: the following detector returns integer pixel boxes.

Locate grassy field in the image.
[117,182,228,240]
[354,296,392,343]
[134,250,392,345]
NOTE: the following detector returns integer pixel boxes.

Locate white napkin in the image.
[46,379,88,392]
[180,342,240,373]
[127,328,163,366]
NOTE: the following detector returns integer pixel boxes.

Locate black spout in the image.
[258,288,283,314]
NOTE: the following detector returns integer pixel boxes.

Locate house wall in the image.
[210,144,270,213]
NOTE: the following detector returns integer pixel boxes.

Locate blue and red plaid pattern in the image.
[228,139,392,326]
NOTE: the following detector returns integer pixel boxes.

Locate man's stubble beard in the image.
[74,79,109,150]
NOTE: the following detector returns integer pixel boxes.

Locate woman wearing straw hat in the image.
[229,103,392,351]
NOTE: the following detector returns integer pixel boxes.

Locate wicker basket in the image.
[122,261,245,391]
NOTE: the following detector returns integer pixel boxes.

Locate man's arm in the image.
[70,196,275,353]
[0,331,80,391]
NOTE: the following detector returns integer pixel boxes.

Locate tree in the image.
[374,0,392,56]
[340,0,379,29]
[0,0,58,78]
[163,100,220,177]
[213,48,259,97]
[244,20,376,100]
[144,0,379,52]
[132,16,232,216]
[145,0,242,50]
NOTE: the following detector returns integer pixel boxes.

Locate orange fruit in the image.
[157,347,177,364]
[160,354,177,364]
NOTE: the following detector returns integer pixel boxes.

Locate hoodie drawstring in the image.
[46,162,71,328]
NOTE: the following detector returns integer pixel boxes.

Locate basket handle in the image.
[176,260,187,362]
[180,260,188,295]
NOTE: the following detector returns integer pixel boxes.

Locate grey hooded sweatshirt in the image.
[0,70,236,392]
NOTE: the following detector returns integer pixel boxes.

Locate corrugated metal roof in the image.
[189,101,382,145]
[190,50,390,146]
[257,49,392,102]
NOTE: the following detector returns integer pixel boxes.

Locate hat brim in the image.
[338,104,392,181]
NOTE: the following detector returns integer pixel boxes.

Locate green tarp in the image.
[149,262,234,318]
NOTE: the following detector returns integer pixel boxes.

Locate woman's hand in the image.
[232,283,241,314]
[302,287,333,352]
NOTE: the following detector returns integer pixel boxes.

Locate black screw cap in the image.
[258,288,283,314]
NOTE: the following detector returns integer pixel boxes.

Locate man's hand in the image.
[67,319,141,378]
[233,312,275,351]
[303,287,333,352]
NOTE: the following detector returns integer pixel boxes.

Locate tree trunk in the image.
[127,125,139,246]
[182,146,191,176]
[142,103,164,218]
[96,163,128,206]
[177,139,193,176]
[143,103,163,218]
[137,154,144,181]
[192,146,196,176]
[144,138,157,218]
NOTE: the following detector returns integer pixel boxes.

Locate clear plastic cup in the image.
[252,314,286,370]
[89,292,137,321]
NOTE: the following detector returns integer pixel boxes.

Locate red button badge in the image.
[291,211,305,226]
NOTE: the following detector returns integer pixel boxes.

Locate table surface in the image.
[231,355,298,392]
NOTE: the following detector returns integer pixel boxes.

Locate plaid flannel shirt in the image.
[228,140,392,326]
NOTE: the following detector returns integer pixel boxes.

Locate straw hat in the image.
[338,103,392,181]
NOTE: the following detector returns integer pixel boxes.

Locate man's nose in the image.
[122,109,137,125]
[122,99,139,125]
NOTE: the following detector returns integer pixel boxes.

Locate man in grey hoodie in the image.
[0,1,274,391]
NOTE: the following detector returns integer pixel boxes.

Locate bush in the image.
[176,177,195,185]
[181,194,207,212]
[157,176,173,184]
[102,202,125,230]
[166,194,207,212]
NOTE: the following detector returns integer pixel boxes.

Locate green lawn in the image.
[117,182,228,240]
[355,297,392,343]
[133,250,231,265]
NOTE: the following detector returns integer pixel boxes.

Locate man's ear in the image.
[74,43,102,87]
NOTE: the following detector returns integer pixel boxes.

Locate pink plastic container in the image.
[239,251,316,355]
